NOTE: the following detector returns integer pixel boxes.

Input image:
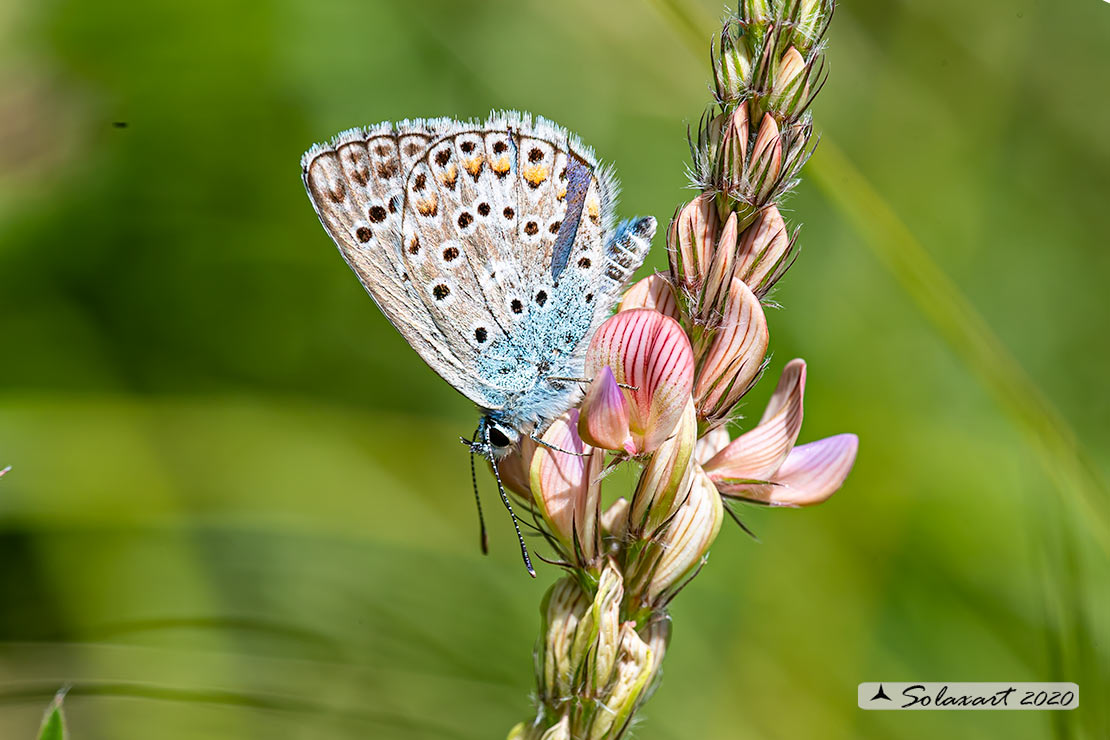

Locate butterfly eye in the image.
[488,426,511,448]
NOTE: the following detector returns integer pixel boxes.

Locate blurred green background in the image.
[1,0,1108,738]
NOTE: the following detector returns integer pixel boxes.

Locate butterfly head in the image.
[477,415,520,460]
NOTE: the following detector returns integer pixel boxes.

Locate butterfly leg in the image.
[530,433,592,457]
[486,430,536,578]
[546,375,639,391]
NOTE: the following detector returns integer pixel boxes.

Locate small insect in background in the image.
[302,111,654,574]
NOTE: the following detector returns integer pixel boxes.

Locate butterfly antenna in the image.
[487,430,536,578]
[469,429,489,555]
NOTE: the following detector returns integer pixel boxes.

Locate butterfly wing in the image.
[302,118,506,410]
[303,112,653,419]
[397,113,653,398]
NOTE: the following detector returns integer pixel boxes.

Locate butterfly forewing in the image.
[303,111,652,425]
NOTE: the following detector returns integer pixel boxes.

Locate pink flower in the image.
[530,409,604,561]
[580,309,695,455]
[703,359,858,506]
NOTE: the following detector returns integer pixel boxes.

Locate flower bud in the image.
[646,467,724,602]
[770,46,808,113]
[667,195,718,299]
[600,497,629,543]
[531,409,603,562]
[699,211,739,321]
[619,274,679,319]
[714,28,753,102]
[749,114,782,202]
[793,0,828,49]
[733,205,793,297]
[539,717,571,740]
[539,577,591,703]
[587,623,656,740]
[584,310,695,455]
[718,102,749,189]
[629,399,696,534]
[694,278,769,424]
[589,562,624,695]
[739,0,772,24]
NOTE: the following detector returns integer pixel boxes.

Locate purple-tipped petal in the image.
[530,410,604,559]
[721,434,859,506]
[619,274,680,320]
[579,366,634,453]
[704,359,805,484]
[766,434,858,506]
[586,309,695,454]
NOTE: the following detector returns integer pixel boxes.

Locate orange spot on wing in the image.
[522,163,548,188]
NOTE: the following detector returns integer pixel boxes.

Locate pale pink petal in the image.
[694,278,769,420]
[703,359,805,484]
[496,437,536,498]
[724,434,858,507]
[586,309,695,454]
[619,274,680,320]
[695,426,731,466]
[530,410,604,558]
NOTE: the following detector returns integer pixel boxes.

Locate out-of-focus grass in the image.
[1,0,1107,738]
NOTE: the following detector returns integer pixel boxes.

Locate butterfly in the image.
[302,111,654,574]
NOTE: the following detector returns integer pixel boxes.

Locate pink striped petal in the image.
[586,309,695,454]
[723,434,858,507]
[530,409,604,558]
[619,274,680,320]
[703,359,805,484]
[693,278,769,421]
[579,365,634,453]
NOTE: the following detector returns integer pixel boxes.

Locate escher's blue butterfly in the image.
[302,111,654,574]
